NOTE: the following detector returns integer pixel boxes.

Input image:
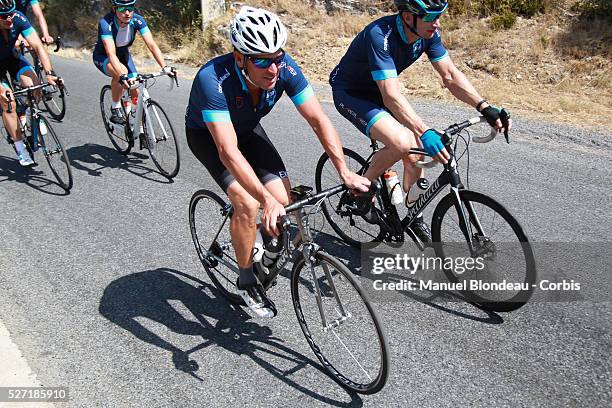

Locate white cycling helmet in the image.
[229,7,287,55]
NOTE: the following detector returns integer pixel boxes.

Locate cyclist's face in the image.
[237,51,283,90]
[402,12,441,39]
[416,15,442,39]
[114,7,134,25]
[0,13,14,29]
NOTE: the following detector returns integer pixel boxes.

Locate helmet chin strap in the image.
[408,14,421,37]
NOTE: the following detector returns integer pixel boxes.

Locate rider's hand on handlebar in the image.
[163,66,176,78]
[261,194,286,238]
[46,72,58,86]
[341,170,370,193]
[41,35,55,45]
[479,103,512,140]
[420,129,450,164]
[1,88,13,105]
[118,74,131,89]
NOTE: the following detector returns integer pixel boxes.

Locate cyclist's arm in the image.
[102,39,127,76]
[431,56,485,110]
[26,31,53,73]
[206,121,279,206]
[30,3,52,43]
[375,77,428,136]
[295,96,367,188]
[141,32,165,69]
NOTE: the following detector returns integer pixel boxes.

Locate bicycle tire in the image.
[37,115,73,190]
[189,189,244,305]
[291,251,389,394]
[99,85,132,154]
[315,148,385,248]
[431,190,536,312]
[143,100,180,178]
[42,82,67,121]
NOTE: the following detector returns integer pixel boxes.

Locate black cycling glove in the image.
[480,105,511,143]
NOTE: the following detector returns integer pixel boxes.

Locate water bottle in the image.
[406,178,429,208]
[384,169,404,206]
[253,227,264,263]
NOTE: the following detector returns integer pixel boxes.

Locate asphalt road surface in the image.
[0,56,610,407]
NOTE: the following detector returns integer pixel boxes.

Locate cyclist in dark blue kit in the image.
[15,0,52,44]
[186,7,370,318]
[330,0,511,243]
[93,0,173,125]
[0,0,59,166]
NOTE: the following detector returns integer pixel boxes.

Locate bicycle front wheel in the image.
[42,80,67,121]
[291,251,389,394]
[143,100,180,178]
[38,116,73,190]
[99,85,132,154]
[431,190,536,312]
[315,148,385,248]
[189,190,244,305]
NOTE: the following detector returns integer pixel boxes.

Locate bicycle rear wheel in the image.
[37,116,73,190]
[431,190,536,312]
[315,148,385,248]
[189,189,244,305]
[99,85,132,154]
[41,80,67,121]
[291,251,389,394]
[143,100,180,178]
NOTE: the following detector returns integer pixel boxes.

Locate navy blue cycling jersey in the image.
[185,52,314,135]
[0,11,36,60]
[329,14,448,92]
[15,0,38,14]
[93,12,150,57]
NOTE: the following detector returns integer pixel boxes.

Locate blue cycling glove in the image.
[420,129,445,156]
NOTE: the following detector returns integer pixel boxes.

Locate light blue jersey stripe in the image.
[31,0,39,5]
[101,34,113,41]
[22,27,35,38]
[202,110,231,123]
[139,27,150,36]
[366,111,390,137]
[371,69,398,81]
[290,85,314,106]
[430,51,449,62]
[16,66,35,81]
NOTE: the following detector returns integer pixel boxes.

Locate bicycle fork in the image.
[302,244,351,332]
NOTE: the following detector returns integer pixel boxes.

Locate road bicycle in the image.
[315,116,536,312]
[2,83,73,190]
[18,37,67,121]
[99,69,180,179]
[189,184,389,394]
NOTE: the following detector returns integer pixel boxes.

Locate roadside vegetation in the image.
[43,0,611,129]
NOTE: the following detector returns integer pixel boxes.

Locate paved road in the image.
[0,56,610,407]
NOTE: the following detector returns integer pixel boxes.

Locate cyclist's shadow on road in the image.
[99,267,363,407]
[67,142,172,184]
[0,154,69,195]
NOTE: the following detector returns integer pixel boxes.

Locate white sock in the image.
[14,140,26,154]
[111,100,121,109]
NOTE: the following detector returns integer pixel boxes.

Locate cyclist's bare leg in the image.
[226,181,260,270]
[19,70,42,101]
[366,115,421,188]
[226,177,291,270]
[1,97,23,142]
[104,61,129,103]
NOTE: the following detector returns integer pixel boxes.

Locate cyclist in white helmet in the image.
[185,6,370,318]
